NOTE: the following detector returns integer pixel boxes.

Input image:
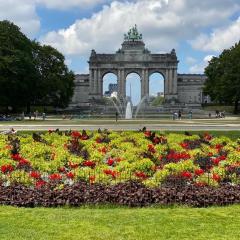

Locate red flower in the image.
[49,173,62,181]
[148,144,156,154]
[181,171,192,179]
[66,172,75,179]
[83,160,96,168]
[58,167,66,173]
[107,158,114,166]
[1,164,14,174]
[180,142,189,149]
[135,171,147,180]
[98,147,107,154]
[69,162,79,169]
[30,171,41,179]
[219,155,226,161]
[212,157,220,165]
[144,131,151,137]
[11,154,22,161]
[18,158,30,166]
[166,151,190,162]
[208,152,213,157]
[35,180,46,188]
[71,131,81,138]
[89,175,95,183]
[103,169,118,178]
[194,169,204,176]
[215,144,223,150]
[116,157,122,162]
[204,132,212,141]
[212,173,221,182]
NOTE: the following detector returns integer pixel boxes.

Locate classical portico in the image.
[88,25,179,103]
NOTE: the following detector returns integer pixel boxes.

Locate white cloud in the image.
[0,0,40,36]
[191,17,240,52]
[35,0,111,10]
[189,55,214,73]
[41,0,240,58]
[186,56,197,65]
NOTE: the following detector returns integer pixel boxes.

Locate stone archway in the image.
[88,26,179,103]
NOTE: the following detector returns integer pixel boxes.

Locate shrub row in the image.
[1,181,240,208]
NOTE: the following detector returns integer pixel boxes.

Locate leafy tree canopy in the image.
[0,20,74,112]
[204,41,240,114]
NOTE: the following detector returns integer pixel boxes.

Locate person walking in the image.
[178,110,182,120]
[42,112,46,121]
[188,110,192,120]
[115,111,119,122]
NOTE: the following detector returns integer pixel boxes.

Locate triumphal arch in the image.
[88,25,178,102]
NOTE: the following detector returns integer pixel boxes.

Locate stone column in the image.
[89,68,94,94]
[165,69,169,95]
[94,69,98,94]
[145,69,149,97]
[121,70,126,98]
[173,68,178,94]
[117,69,122,97]
[98,70,102,97]
[141,69,145,99]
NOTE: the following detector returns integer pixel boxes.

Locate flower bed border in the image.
[1,181,240,208]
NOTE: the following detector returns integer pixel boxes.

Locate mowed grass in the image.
[1,205,240,240]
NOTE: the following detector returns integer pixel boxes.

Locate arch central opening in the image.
[125,73,141,106]
[102,73,118,98]
[149,72,164,106]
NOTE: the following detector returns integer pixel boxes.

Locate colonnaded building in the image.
[70,25,208,110]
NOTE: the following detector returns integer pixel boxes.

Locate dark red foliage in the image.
[148,144,156,154]
[180,139,202,150]
[1,182,240,208]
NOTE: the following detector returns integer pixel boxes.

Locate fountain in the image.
[108,95,149,119]
[125,102,132,119]
[134,95,148,118]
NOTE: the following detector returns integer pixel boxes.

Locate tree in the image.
[204,42,240,114]
[0,20,38,112]
[0,20,74,112]
[32,42,74,108]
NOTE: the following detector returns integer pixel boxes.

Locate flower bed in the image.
[0,129,240,207]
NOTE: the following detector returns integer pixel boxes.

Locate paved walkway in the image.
[0,123,240,131]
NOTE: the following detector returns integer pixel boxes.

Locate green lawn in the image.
[0,205,240,240]
[0,117,239,125]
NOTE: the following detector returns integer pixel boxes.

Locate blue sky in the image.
[0,0,239,105]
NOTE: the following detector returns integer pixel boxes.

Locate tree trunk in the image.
[26,103,31,114]
[234,99,239,114]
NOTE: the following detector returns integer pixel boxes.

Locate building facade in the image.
[70,26,207,108]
